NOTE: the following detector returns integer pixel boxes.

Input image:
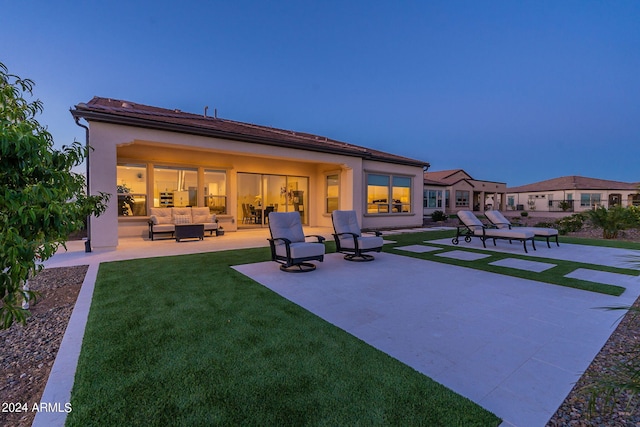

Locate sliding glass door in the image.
[237,173,308,227]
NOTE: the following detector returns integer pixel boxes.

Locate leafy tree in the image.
[0,62,109,328]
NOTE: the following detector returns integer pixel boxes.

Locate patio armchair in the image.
[267,212,326,272]
[453,210,536,253]
[484,210,559,248]
[331,210,384,261]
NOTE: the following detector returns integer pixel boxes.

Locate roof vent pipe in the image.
[204,106,208,117]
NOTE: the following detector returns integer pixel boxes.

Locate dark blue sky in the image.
[3,0,639,186]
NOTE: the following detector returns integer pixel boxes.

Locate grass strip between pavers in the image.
[385,230,639,296]
[67,247,500,427]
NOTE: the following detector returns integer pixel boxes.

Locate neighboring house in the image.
[71,97,428,249]
[506,175,640,213]
[423,169,507,215]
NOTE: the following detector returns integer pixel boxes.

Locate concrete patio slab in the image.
[234,251,640,427]
[394,244,442,253]
[565,268,640,290]
[435,250,492,261]
[490,258,556,273]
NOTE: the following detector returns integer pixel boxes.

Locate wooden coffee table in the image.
[175,224,204,242]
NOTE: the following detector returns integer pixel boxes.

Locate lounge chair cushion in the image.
[475,228,534,240]
[457,210,485,230]
[484,210,511,227]
[458,210,534,239]
[485,210,558,236]
[520,227,558,236]
[269,212,305,244]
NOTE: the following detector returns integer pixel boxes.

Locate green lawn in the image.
[384,230,640,296]
[67,247,500,426]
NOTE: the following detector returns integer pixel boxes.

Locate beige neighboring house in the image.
[423,169,507,216]
[71,97,428,250]
[506,175,640,213]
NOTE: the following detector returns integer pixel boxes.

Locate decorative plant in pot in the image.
[215,219,224,236]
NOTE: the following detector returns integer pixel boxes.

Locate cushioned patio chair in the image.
[267,212,326,272]
[453,210,536,253]
[484,210,559,248]
[332,210,384,261]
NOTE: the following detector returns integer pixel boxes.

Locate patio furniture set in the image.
[148,207,220,241]
[268,208,561,273]
[267,210,384,272]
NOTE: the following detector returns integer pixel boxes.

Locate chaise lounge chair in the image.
[484,210,559,248]
[331,210,384,261]
[453,210,536,253]
[267,211,325,272]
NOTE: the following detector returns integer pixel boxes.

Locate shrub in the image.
[628,205,640,226]
[431,210,448,222]
[555,213,585,235]
[520,211,529,217]
[585,206,636,239]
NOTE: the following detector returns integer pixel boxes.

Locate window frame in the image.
[116,164,148,217]
[325,173,340,214]
[366,173,412,215]
[455,190,470,208]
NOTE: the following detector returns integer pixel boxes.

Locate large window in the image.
[580,193,601,208]
[424,189,443,208]
[204,169,227,214]
[326,174,339,213]
[455,190,469,207]
[116,164,148,216]
[154,166,198,207]
[237,173,308,226]
[367,173,411,214]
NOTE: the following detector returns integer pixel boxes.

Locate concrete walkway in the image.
[34,230,640,426]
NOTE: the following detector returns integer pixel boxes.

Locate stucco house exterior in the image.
[423,169,507,216]
[506,175,640,213]
[71,97,428,250]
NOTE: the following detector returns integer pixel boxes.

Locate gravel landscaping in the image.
[0,265,86,427]
[1,225,639,426]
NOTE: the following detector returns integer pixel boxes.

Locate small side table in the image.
[175,224,204,242]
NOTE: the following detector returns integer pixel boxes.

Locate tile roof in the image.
[424,169,467,184]
[71,97,428,167]
[507,175,639,193]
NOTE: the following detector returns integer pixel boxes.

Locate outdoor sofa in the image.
[148,207,218,240]
[454,210,536,253]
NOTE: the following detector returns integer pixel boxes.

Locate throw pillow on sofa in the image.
[174,214,192,225]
